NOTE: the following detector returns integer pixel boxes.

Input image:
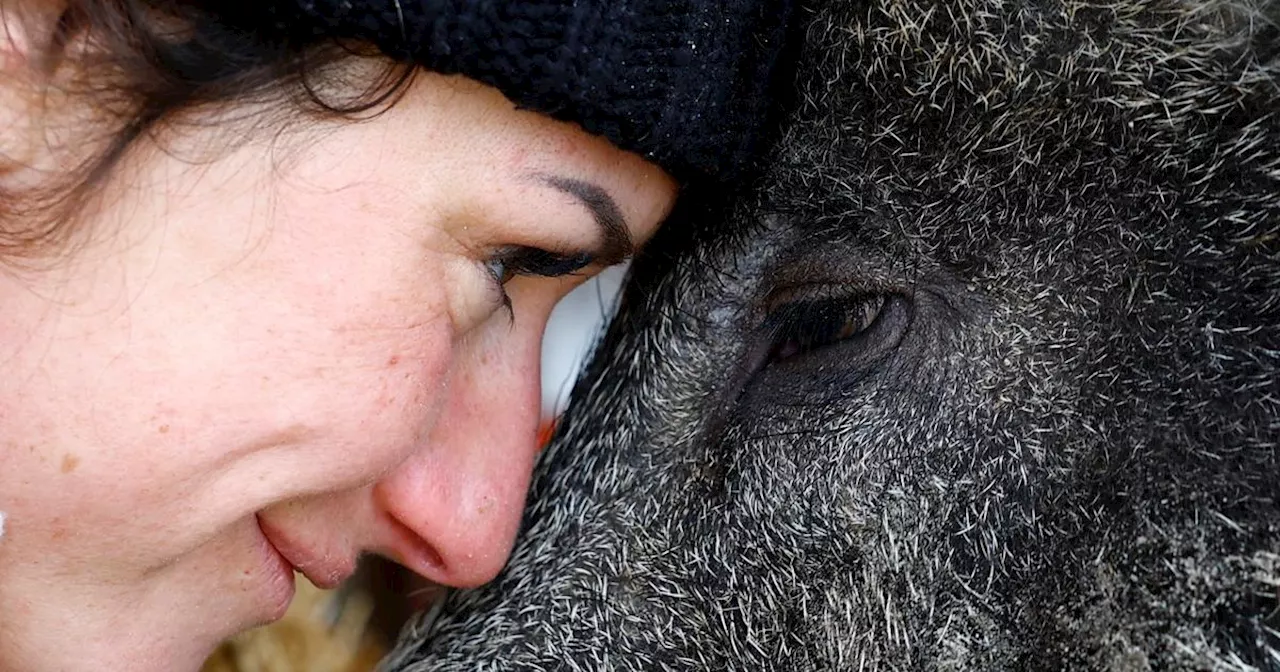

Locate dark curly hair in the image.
[0,0,412,263]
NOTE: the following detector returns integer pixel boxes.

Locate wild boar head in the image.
[384,1,1280,669]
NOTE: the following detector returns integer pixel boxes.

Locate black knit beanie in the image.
[258,0,800,184]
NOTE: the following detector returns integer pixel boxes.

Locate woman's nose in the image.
[372,324,544,588]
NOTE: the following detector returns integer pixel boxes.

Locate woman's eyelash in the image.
[493,247,595,282]
[485,246,596,310]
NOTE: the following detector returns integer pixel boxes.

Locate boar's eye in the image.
[763,293,910,366]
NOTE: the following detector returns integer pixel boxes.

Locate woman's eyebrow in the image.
[538,175,635,265]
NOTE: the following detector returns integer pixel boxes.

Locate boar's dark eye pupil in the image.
[767,294,888,363]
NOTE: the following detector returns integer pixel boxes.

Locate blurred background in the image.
[537,263,629,440]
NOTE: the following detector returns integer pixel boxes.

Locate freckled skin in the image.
[0,69,674,671]
[385,2,1280,670]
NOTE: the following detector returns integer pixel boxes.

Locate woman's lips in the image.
[253,515,297,622]
[255,513,357,590]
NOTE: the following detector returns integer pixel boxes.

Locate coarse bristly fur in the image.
[382,1,1280,670]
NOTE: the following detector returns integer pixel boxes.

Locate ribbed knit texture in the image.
[259,0,799,183]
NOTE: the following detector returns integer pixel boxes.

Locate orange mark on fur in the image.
[60,454,80,474]
[537,419,557,451]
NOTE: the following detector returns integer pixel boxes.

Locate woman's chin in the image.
[170,516,301,647]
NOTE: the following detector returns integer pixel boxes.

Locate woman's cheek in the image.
[277,328,459,493]
[362,340,455,464]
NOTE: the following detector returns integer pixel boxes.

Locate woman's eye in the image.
[765,294,898,364]
[485,257,514,286]
[505,247,595,279]
[484,246,597,309]
[487,247,595,284]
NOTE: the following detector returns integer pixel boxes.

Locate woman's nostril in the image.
[406,530,446,576]
[379,511,447,580]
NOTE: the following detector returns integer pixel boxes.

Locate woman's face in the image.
[0,71,675,669]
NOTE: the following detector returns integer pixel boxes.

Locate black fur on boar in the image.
[383,0,1280,669]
